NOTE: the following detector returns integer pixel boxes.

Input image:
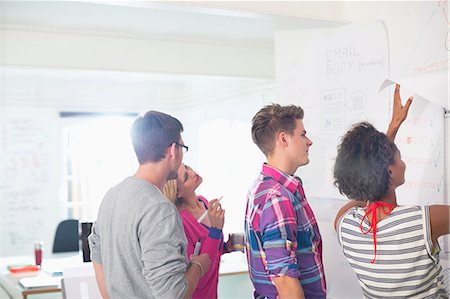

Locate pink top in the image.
[179,196,225,299]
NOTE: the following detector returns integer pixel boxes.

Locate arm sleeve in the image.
[140,203,188,299]
[180,213,222,262]
[259,195,300,279]
[88,221,102,264]
[201,227,222,261]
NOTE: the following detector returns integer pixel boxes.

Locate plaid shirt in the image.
[244,164,326,299]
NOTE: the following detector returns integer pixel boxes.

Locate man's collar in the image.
[261,163,301,194]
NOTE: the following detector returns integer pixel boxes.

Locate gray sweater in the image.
[88,176,188,298]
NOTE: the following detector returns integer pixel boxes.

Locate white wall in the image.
[178,1,347,21]
[1,25,274,78]
[343,1,448,78]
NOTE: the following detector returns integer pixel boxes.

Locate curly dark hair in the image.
[333,122,397,202]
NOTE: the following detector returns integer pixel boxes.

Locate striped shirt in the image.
[337,205,448,299]
[244,164,326,299]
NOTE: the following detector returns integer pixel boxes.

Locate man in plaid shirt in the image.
[245,104,326,299]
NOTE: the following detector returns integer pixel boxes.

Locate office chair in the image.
[80,222,93,262]
[52,219,80,253]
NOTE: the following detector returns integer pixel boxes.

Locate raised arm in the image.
[386,84,413,142]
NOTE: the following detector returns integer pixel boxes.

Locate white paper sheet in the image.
[380,70,449,109]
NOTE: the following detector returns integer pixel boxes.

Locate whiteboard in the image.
[1,107,65,256]
[402,1,449,76]
[276,21,391,201]
[275,21,446,298]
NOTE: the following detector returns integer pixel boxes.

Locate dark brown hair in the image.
[130,111,183,164]
[251,104,304,155]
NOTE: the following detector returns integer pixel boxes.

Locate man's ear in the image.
[277,132,288,146]
[166,143,176,160]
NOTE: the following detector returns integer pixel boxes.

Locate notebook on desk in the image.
[19,273,61,289]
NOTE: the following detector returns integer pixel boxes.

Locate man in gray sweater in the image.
[89,111,210,298]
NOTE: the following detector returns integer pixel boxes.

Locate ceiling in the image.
[0,1,344,106]
[1,1,345,45]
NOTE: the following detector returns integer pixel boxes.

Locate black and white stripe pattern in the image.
[337,205,448,299]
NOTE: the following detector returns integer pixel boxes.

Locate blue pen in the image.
[193,239,201,256]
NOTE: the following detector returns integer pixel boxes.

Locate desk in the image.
[0,253,82,299]
[1,274,60,299]
[1,252,249,299]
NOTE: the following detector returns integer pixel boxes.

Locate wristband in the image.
[190,261,204,277]
[208,227,222,239]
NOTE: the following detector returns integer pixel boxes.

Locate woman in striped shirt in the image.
[333,85,449,298]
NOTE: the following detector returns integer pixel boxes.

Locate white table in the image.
[1,251,250,299]
[0,252,82,299]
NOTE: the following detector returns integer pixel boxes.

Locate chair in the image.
[80,222,93,262]
[53,219,80,253]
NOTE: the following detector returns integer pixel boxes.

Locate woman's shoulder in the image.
[178,208,197,223]
[334,200,366,230]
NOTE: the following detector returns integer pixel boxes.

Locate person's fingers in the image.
[404,96,413,110]
[394,84,400,99]
[210,207,223,217]
[209,201,219,211]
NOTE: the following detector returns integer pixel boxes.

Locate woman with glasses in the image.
[163,164,236,299]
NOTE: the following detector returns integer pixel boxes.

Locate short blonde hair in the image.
[162,179,177,204]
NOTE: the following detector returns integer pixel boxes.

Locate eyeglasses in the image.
[173,142,189,153]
